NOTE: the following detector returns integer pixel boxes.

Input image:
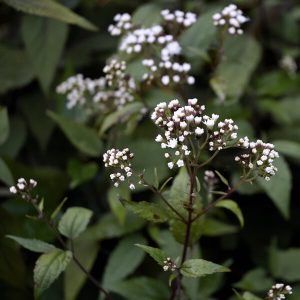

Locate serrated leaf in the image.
[180,259,230,278]
[34,249,72,297]
[216,199,244,227]
[257,156,291,219]
[0,107,9,145]
[102,235,146,289]
[0,158,14,186]
[2,0,98,31]
[48,111,103,157]
[6,235,56,253]
[58,207,93,239]
[123,200,168,223]
[135,244,167,266]
[21,15,68,93]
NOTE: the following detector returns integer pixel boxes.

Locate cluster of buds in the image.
[57,60,137,112]
[212,4,249,35]
[162,257,177,272]
[103,148,136,190]
[9,178,37,200]
[161,9,197,28]
[235,138,279,180]
[108,11,196,89]
[208,119,238,151]
[142,58,195,86]
[267,283,292,300]
[108,13,132,36]
[152,98,209,169]
[204,170,219,190]
[56,74,106,109]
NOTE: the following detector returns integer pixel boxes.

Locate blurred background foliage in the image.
[0,0,300,299]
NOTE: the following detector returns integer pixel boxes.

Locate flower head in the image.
[267,283,292,300]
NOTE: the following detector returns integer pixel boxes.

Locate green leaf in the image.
[132,3,162,26]
[58,207,93,239]
[0,46,34,94]
[108,186,128,225]
[202,218,238,236]
[34,249,72,297]
[48,111,103,157]
[67,159,98,189]
[109,277,169,300]
[242,292,263,300]
[100,102,143,134]
[234,268,273,293]
[2,0,98,31]
[270,247,300,281]
[214,170,230,187]
[123,200,168,223]
[0,158,14,186]
[6,235,56,253]
[135,244,167,266]
[102,235,146,289]
[216,199,244,227]
[180,259,230,278]
[64,233,99,300]
[21,15,68,93]
[0,107,9,145]
[211,35,262,100]
[273,140,300,162]
[257,156,291,219]
[50,197,68,220]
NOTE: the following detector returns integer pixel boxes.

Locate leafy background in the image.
[0,0,300,299]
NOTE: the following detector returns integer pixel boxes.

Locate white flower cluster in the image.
[212,4,249,35]
[56,74,106,109]
[208,118,238,151]
[103,148,135,190]
[57,60,137,112]
[162,257,177,272]
[152,98,212,169]
[10,178,37,197]
[108,11,196,88]
[108,13,132,36]
[235,138,279,180]
[142,58,195,87]
[267,283,292,300]
[161,9,197,28]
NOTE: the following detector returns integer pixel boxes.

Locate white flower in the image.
[161,75,170,85]
[195,127,204,135]
[168,162,174,169]
[176,159,184,167]
[129,184,135,190]
[9,186,17,194]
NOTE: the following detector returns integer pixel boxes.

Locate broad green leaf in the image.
[0,46,34,94]
[109,277,169,300]
[2,0,98,31]
[0,158,14,186]
[100,102,143,134]
[270,248,300,281]
[234,268,273,293]
[202,218,238,236]
[242,292,263,300]
[64,233,99,300]
[48,111,103,157]
[211,35,262,100]
[135,244,167,266]
[123,200,168,223]
[58,207,93,239]
[216,200,244,227]
[102,235,146,289]
[6,235,56,253]
[180,8,217,60]
[0,107,9,145]
[132,3,162,26]
[273,140,300,162]
[21,16,68,93]
[67,159,98,189]
[257,156,291,219]
[180,259,230,278]
[34,249,72,297]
